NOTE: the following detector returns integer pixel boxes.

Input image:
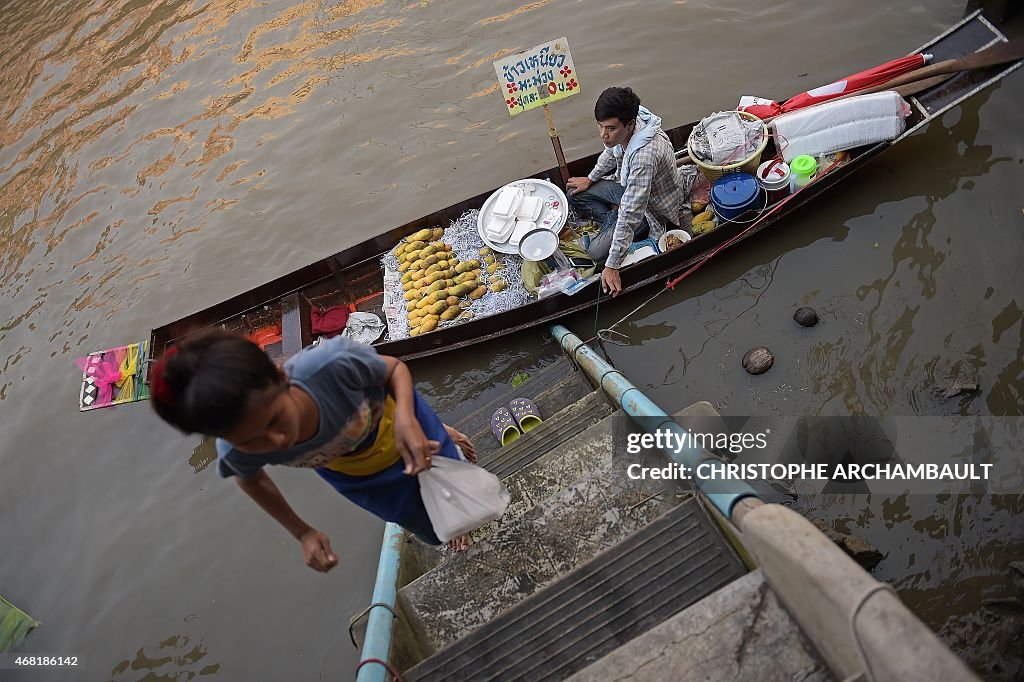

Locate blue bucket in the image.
[710,172,764,222]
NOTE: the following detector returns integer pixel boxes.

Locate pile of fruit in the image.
[395,228,507,337]
[690,200,716,236]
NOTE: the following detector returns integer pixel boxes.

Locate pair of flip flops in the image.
[491,398,543,447]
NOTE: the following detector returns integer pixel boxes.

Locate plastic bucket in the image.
[757,159,791,204]
[710,172,763,222]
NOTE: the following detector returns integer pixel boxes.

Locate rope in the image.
[354,657,403,680]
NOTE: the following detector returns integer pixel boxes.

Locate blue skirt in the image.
[315,390,458,545]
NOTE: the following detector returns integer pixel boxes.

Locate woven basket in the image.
[687,110,769,182]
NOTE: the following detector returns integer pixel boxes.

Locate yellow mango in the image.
[692,209,714,225]
[425,263,442,275]
[428,300,447,315]
[426,281,446,294]
[401,271,414,284]
[445,296,459,307]
[484,254,495,265]
[469,285,486,300]
[440,305,461,321]
[479,246,492,257]
[454,261,473,274]
[410,228,432,242]
[416,292,442,309]
[486,262,500,274]
[409,326,421,337]
[403,281,417,293]
[420,244,437,258]
[419,318,439,333]
[398,260,412,272]
[396,243,407,258]
[430,227,445,241]
[489,278,506,293]
[406,301,418,312]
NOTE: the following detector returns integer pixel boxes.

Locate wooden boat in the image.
[79,11,1020,409]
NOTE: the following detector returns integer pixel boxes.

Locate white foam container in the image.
[771,91,910,162]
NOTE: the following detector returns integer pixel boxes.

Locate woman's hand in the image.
[299,528,339,573]
[394,410,440,475]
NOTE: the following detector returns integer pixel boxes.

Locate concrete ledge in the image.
[566,570,833,682]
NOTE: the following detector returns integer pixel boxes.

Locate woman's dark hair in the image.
[594,87,641,125]
[150,328,283,436]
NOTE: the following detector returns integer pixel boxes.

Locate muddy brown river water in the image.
[1,1,1022,679]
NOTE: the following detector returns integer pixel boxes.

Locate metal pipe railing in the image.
[355,522,404,682]
[551,324,760,518]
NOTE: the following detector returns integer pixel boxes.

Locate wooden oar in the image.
[764,38,1024,123]
[881,38,1024,91]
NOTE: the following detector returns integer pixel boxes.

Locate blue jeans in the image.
[569,179,649,264]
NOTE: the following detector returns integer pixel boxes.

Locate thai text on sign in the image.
[493,37,579,117]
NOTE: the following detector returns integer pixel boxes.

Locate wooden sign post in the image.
[494,37,580,186]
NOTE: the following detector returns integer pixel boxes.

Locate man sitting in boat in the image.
[567,86,681,296]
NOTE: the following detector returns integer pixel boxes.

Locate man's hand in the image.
[299,528,339,573]
[394,410,440,475]
[601,267,623,296]
[566,176,593,195]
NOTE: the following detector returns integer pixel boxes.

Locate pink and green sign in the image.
[494,37,579,117]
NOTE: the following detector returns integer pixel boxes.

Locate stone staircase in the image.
[383,362,830,681]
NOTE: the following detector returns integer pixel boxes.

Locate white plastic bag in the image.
[418,457,511,542]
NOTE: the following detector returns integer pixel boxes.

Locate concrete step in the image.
[397,410,722,658]
[443,356,595,464]
[399,390,614,578]
[403,496,747,681]
[478,389,613,479]
[565,569,833,682]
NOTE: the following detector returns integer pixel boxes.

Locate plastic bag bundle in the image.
[418,456,511,542]
[690,111,764,165]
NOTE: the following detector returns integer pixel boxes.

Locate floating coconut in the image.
[793,306,819,327]
[742,347,774,375]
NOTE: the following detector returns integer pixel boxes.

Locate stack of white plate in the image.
[477,179,568,255]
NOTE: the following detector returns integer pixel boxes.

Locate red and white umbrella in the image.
[781,54,927,112]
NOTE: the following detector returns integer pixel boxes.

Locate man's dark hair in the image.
[150,327,284,436]
[594,87,641,125]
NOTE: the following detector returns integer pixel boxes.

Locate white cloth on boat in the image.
[341,312,385,345]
